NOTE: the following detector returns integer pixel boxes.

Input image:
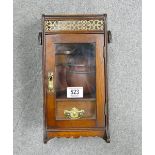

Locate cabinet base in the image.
[44,128,110,143]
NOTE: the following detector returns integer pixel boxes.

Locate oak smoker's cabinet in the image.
[38,14,112,143]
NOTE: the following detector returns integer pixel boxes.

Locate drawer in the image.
[56,100,96,120]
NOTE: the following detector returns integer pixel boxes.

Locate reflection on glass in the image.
[55,43,96,99]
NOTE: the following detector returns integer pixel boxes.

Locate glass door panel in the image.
[55,43,96,99]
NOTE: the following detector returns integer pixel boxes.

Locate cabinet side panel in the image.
[96,35,105,127]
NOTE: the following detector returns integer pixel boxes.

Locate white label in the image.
[67,87,83,98]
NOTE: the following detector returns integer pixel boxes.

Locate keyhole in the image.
[50,77,52,81]
[49,76,53,81]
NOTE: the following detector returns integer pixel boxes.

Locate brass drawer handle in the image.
[48,72,54,93]
[64,107,85,119]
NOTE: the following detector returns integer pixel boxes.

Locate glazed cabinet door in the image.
[44,34,105,129]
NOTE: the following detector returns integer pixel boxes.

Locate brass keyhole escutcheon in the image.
[48,72,54,93]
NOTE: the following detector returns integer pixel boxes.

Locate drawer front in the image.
[56,101,96,120]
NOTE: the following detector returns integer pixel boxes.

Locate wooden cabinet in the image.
[39,14,111,143]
